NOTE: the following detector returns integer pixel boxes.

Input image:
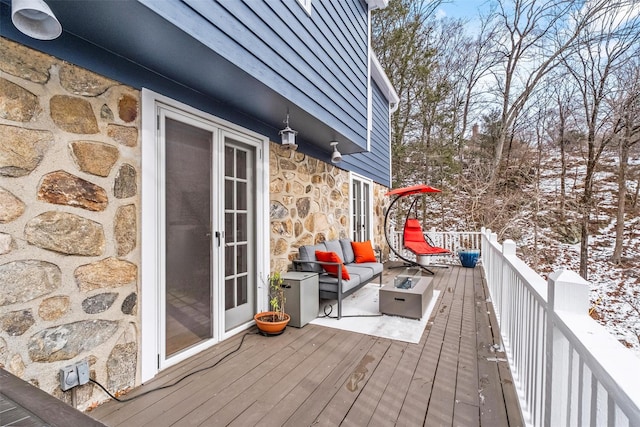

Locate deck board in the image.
[227,328,356,426]
[267,332,370,426]
[154,327,334,426]
[425,267,465,426]
[280,332,373,426]
[453,263,481,427]
[340,339,402,426]
[475,267,521,426]
[116,327,316,426]
[365,340,411,425]
[317,338,390,426]
[90,265,524,426]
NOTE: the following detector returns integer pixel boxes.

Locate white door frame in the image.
[349,172,374,242]
[140,89,270,382]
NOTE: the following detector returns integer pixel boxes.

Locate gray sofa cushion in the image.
[298,243,326,273]
[351,262,383,276]
[316,266,375,295]
[340,238,355,264]
[318,274,363,294]
[345,265,374,282]
[324,239,344,262]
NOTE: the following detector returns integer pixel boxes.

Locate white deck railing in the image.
[481,228,640,427]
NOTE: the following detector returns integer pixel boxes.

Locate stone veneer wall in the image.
[0,36,390,411]
[269,144,389,273]
[0,37,140,410]
[373,183,390,260]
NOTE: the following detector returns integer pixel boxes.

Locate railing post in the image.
[544,270,590,426]
[547,269,589,314]
[502,239,516,256]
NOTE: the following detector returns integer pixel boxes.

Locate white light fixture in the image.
[11,0,62,40]
[278,112,298,150]
[330,141,342,163]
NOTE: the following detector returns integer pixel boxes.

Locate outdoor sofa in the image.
[293,238,383,319]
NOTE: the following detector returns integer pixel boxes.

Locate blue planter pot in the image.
[458,250,480,268]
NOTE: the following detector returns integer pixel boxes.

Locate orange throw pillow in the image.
[352,240,377,263]
[315,251,350,280]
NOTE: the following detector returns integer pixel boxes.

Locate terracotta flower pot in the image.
[254,312,290,335]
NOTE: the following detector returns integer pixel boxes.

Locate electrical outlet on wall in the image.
[59,360,90,391]
[60,364,79,391]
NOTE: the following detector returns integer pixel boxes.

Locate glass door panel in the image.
[363,182,370,241]
[224,139,255,331]
[164,117,213,357]
[352,181,361,240]
[352,178,371,242]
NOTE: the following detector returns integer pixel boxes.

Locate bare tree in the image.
[563,3,640,278]
[531,101,550,271]
[553,90,573,223]
[544,77,581,223]
[485,0,626,183]
[372,0,445,189]
[611,58,640,264]
[446,12,500,160]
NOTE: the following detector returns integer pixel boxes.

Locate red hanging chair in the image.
[384,184,452,274]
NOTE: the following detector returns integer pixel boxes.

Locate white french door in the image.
[141,90,268,378]
[223,137,256,331]
[351,174,373,242]
[163,114,215,358]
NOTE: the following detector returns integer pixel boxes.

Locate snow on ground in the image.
[513,150,640,357]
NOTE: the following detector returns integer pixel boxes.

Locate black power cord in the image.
[319,303,383,319]
[90,331,258,402]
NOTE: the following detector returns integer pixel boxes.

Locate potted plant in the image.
[254,271,290,335]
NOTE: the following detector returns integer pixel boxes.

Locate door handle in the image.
[215,231,224,247]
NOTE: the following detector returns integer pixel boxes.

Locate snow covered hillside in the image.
[512,151,640,356]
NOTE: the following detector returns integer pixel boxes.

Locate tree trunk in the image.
[491,131,507,182]
[611,139,629,264]
[533,125,543,271]
[579,216,590,280]
[558,103,567,222]
[579,126,598,280]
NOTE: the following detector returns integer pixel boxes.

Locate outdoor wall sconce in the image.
[11,0,62,40]
[330,141,342,163]
[279,113,298,150]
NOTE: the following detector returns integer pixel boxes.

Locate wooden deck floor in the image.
[90,265,523,426]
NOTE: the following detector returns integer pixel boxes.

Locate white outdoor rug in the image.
[309,283,440,344]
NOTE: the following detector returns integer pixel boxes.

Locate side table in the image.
[281,271,319,328]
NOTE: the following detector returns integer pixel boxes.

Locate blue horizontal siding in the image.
[0,8,291,150]
[342,80,391,187]
[142,0,370,149]
[0,0,392,186]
